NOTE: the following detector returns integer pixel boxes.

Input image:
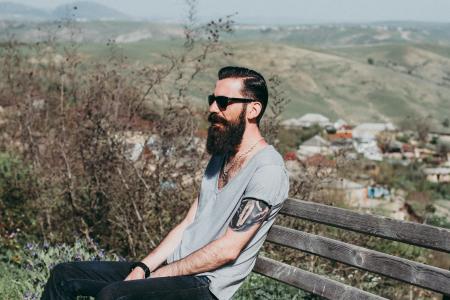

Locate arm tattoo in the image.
[230,198,271,232]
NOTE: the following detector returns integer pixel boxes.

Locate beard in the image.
[206,107,246,156]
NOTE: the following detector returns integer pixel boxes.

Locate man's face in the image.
[206,78,248,156]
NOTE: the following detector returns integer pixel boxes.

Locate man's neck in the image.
[234,124,266,157]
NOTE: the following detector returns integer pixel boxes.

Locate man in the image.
[42,66,289,300]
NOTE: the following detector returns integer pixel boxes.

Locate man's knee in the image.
[96,282,126,300]
[48,262,85,293]
[50,262,70,276]
[49,261,78,284]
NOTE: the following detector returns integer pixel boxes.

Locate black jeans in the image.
[41,261,216,300]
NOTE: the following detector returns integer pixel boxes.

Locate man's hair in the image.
[218,66,268,125]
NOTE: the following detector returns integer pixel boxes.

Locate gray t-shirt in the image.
[167,145,289,300]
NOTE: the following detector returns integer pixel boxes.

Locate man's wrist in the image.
[130,262,151,278]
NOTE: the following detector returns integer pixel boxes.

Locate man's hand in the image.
[124,267,145,281]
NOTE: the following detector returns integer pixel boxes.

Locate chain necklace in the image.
[221,138,264,180]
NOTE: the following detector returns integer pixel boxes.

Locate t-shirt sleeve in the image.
[243,164,289,207]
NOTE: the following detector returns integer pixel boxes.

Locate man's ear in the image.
[247,101,262,121]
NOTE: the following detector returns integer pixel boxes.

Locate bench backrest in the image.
[254,198,450,299]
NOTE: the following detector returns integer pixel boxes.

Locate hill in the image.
[0,1,130,21]
[52,1,130,21]
[0,2,49,21]
[0,20,449,124]
[231,22,450,47]
[212,42,450,123]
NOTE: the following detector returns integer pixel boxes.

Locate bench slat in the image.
[281,198,450,253]
[254,256,387,300]
[267,225,450,295]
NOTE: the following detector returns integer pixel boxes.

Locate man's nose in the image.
[209,100,220,113]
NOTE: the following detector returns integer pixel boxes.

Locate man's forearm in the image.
[151,237,237,277]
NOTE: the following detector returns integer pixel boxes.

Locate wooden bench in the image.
[254,198,450,299]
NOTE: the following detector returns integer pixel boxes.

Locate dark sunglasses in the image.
[208,94,257,110]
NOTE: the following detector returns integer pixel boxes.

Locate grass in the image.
[234,273,320,300]
[78,39,185,63]
[0,262,25,300]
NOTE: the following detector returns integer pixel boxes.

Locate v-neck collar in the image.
[215,145,272,194]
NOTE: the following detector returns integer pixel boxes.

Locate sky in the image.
[6,0,450,23]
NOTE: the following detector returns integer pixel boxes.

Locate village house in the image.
[328,131,353,141]
[316,178,368,207]
[423,167,450,183]
[383,140,412,164]
[414,147,438,162]
[354,140,383,161]
[333,118,349,131]
[352,123,396,161]
[401,144,415,159]
[281,113,331,129]
[352,122,396,141]
[297,134,331,159]
[429,128,450,146]
[367,185,390,199]
[329,138,354,154]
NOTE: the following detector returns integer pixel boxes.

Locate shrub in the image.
[0,152,39,262]
[427,215,450,230]
[0,4,235,258]
[0,239,120,300]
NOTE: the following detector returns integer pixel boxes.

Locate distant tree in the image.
[443,117,449,128]
[438,143,449,159]
[400,115,431,144]
[367,57,374,65]
[430,135,439,145]
[416,117,432,143]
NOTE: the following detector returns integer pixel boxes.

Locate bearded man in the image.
[41,66,289,300]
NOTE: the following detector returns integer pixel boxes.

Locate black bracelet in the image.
[130,262,151,278]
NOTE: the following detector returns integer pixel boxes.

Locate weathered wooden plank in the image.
[254,256,386,300]
[280,198,450,253]
[267,225,450,295]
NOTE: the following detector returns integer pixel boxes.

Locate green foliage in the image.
[443,117,449,128]
[234,273,321,300]
[396,133,410,143]
[427,215,450,230]
[0,152,39,262]
[0,262,26,300]
[430,135,439,145]
[368,239,427,262]
[0,152,33,207]
[0,240,120,299]
[424,181,450,200]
